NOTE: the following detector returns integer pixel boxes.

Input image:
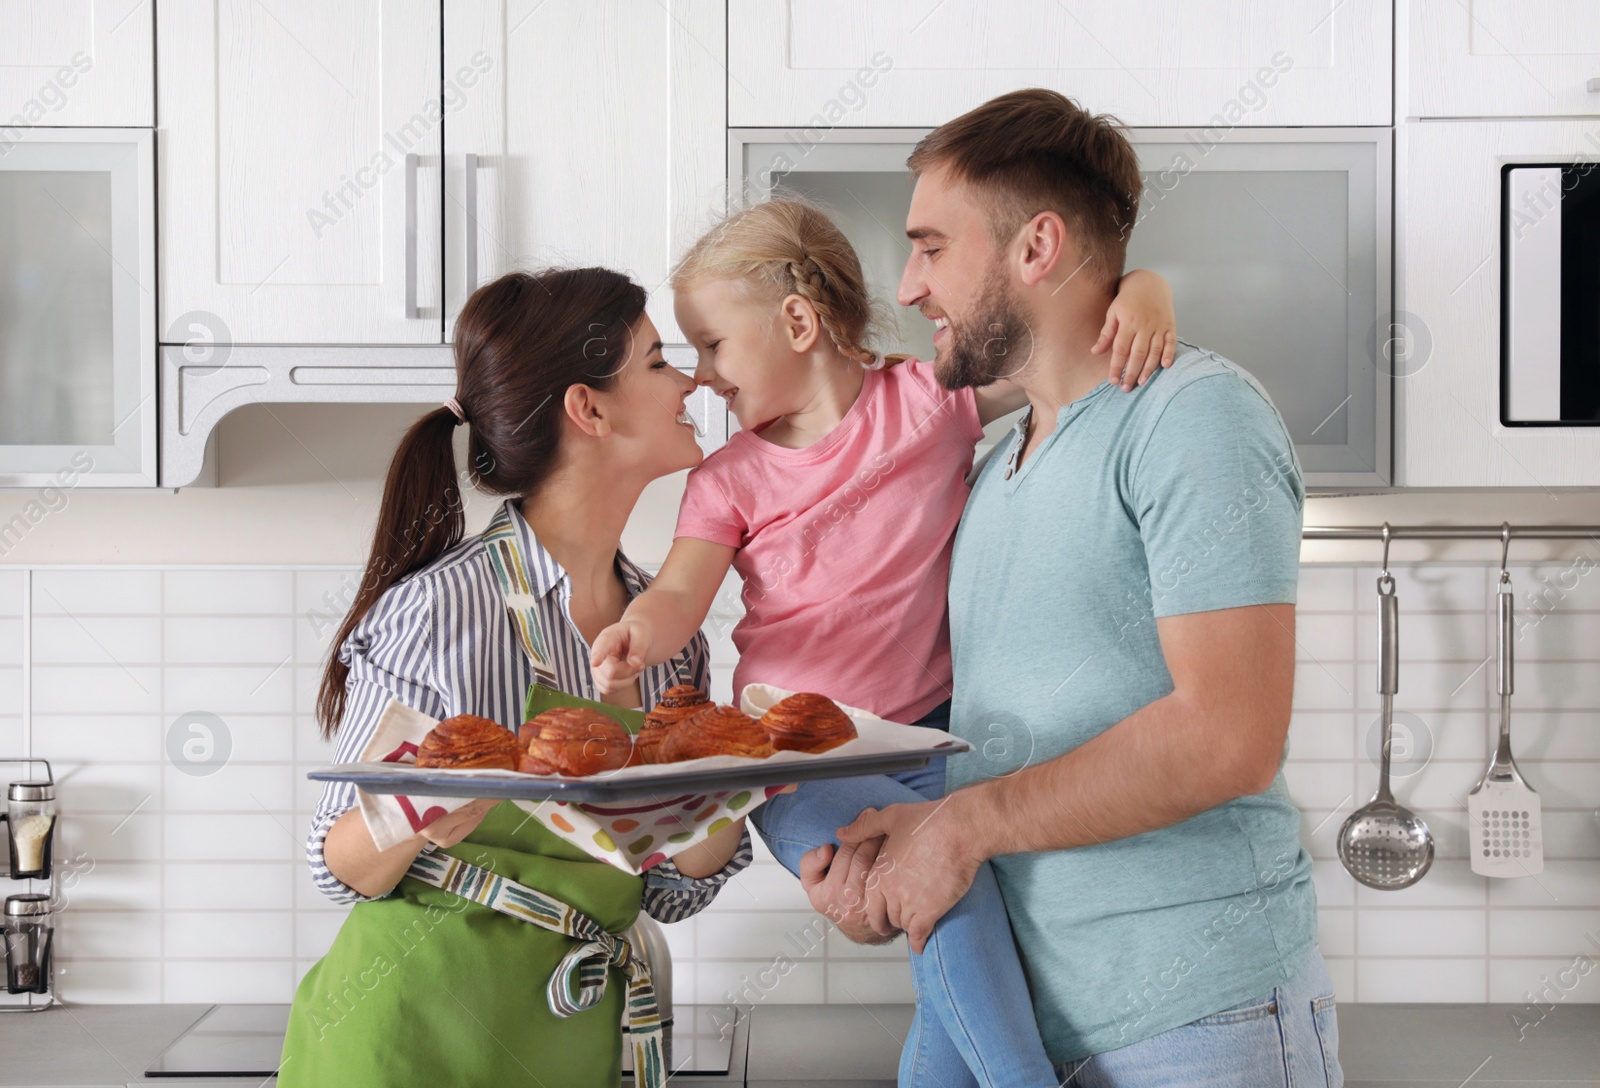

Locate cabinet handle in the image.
[465,153,479,295]
[405,153,419,319]
[1588,77,1600,92]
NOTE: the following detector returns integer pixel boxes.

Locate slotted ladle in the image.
[1338,530,1435,889]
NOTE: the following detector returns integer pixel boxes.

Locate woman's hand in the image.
[415,798,498,849]
[590,617,655,696]
[324,798,497,900]
[1093,268,1177,391]
[669,784,796,878]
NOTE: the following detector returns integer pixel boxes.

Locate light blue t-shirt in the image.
[946,341,1317,1063]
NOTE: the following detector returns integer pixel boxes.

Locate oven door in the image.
[731,126,1393,488]
[1502,163,1600,426]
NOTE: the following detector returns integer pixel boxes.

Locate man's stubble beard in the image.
[933,262,1034,392]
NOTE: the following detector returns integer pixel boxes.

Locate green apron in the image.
[280,801,646,1087]
[284,502,679,1086]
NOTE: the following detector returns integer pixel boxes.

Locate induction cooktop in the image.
[144,1003,739,1077]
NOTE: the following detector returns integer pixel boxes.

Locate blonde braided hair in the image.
[672,199,891,365]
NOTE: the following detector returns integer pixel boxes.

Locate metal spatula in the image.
[1338,573,1435,889]
[1469,571,1544,877]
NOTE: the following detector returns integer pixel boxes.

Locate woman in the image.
[281,268,752,1087]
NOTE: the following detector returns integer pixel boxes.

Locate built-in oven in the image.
[731,126,1393,489]
[1501,162,1600,426]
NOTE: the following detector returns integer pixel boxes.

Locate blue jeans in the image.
[751,700,1056,1088]
[1055,946,1344,1086]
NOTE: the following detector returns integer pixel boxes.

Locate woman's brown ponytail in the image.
[316,267,647,737]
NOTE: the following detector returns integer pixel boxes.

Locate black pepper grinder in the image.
[3,894,52,995]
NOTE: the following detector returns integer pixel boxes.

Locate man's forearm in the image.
[954,690,1273,861]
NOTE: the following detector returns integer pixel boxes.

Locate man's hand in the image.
[837,798,983,954]
[798,839,898,946]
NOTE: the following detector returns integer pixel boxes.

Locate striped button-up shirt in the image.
[307,498,749,921]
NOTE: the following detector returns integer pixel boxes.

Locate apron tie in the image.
[406,847,665,1088]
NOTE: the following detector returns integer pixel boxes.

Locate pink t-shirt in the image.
[674,360,984,725]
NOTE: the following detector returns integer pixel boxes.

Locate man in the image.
[800,89,1341,1085]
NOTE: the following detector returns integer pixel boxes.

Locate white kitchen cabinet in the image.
[729,0,1391,129]
[157,0,443,344]
[0,128,157,487]
[1408,0,1600,118]
[1396,119,1600,486]
[0,0,153,127]
[444,0,728,343]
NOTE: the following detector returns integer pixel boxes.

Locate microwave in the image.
[1501,163,1600,426]
[730,127,1393,489]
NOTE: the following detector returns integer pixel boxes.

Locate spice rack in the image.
[0,759,56,1012]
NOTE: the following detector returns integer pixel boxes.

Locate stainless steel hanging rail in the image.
[1303,525,1600,541]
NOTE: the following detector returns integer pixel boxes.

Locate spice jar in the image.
[3,783,54,880]
[4,894,52,995]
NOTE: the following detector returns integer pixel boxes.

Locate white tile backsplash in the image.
[164,863,297,911]
[162,960,293,1004]
[1488,957,1600,1004]
[163,616,294,665]
[0,615,22,666]
[1352,565,1490,614]
[1358,957,1487,1002]
[55,959,164,1003]
[1489,910,1600,958]
[31,570,162,615]
[32,615,162,666]
[1540,811,1600,859]
[1357,908,1488,958]
[2,562,1594,1010]
[163,664,296,716]
[1355,609,1486,662]
[32,665,162,714]
[163,910,293,960]
[164,570,294,615]
[32,715,162,763]
[0,572,23,618]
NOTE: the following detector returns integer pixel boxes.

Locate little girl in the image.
[591,199,1176,1088]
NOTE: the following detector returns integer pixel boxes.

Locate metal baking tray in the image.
[307,740,969,804]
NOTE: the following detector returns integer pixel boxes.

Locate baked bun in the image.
[415,714,520,770]
[759,693,857,754]
[638,685,712,764]
[660,704,774,762]
[517,707,638,777]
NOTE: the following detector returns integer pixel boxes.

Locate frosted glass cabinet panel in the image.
[1122,130,1389,484]
[732,127,1391,488]
[0,128,156,487]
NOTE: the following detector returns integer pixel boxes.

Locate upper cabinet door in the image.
[1409,0,1600,117]
[0,128,156,487]
[158,1,442,344]
[444,0,728,344]
[729,0,1391,129]
[0,0,153,126]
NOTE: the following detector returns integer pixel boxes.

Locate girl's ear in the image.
[779,293,823,353]
[563,383,611,439]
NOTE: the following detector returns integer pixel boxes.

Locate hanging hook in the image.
[1378,522,1394,595]
[1499,521,1512,585]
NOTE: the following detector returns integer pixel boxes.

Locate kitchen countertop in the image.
[0,1001,1594,1086]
